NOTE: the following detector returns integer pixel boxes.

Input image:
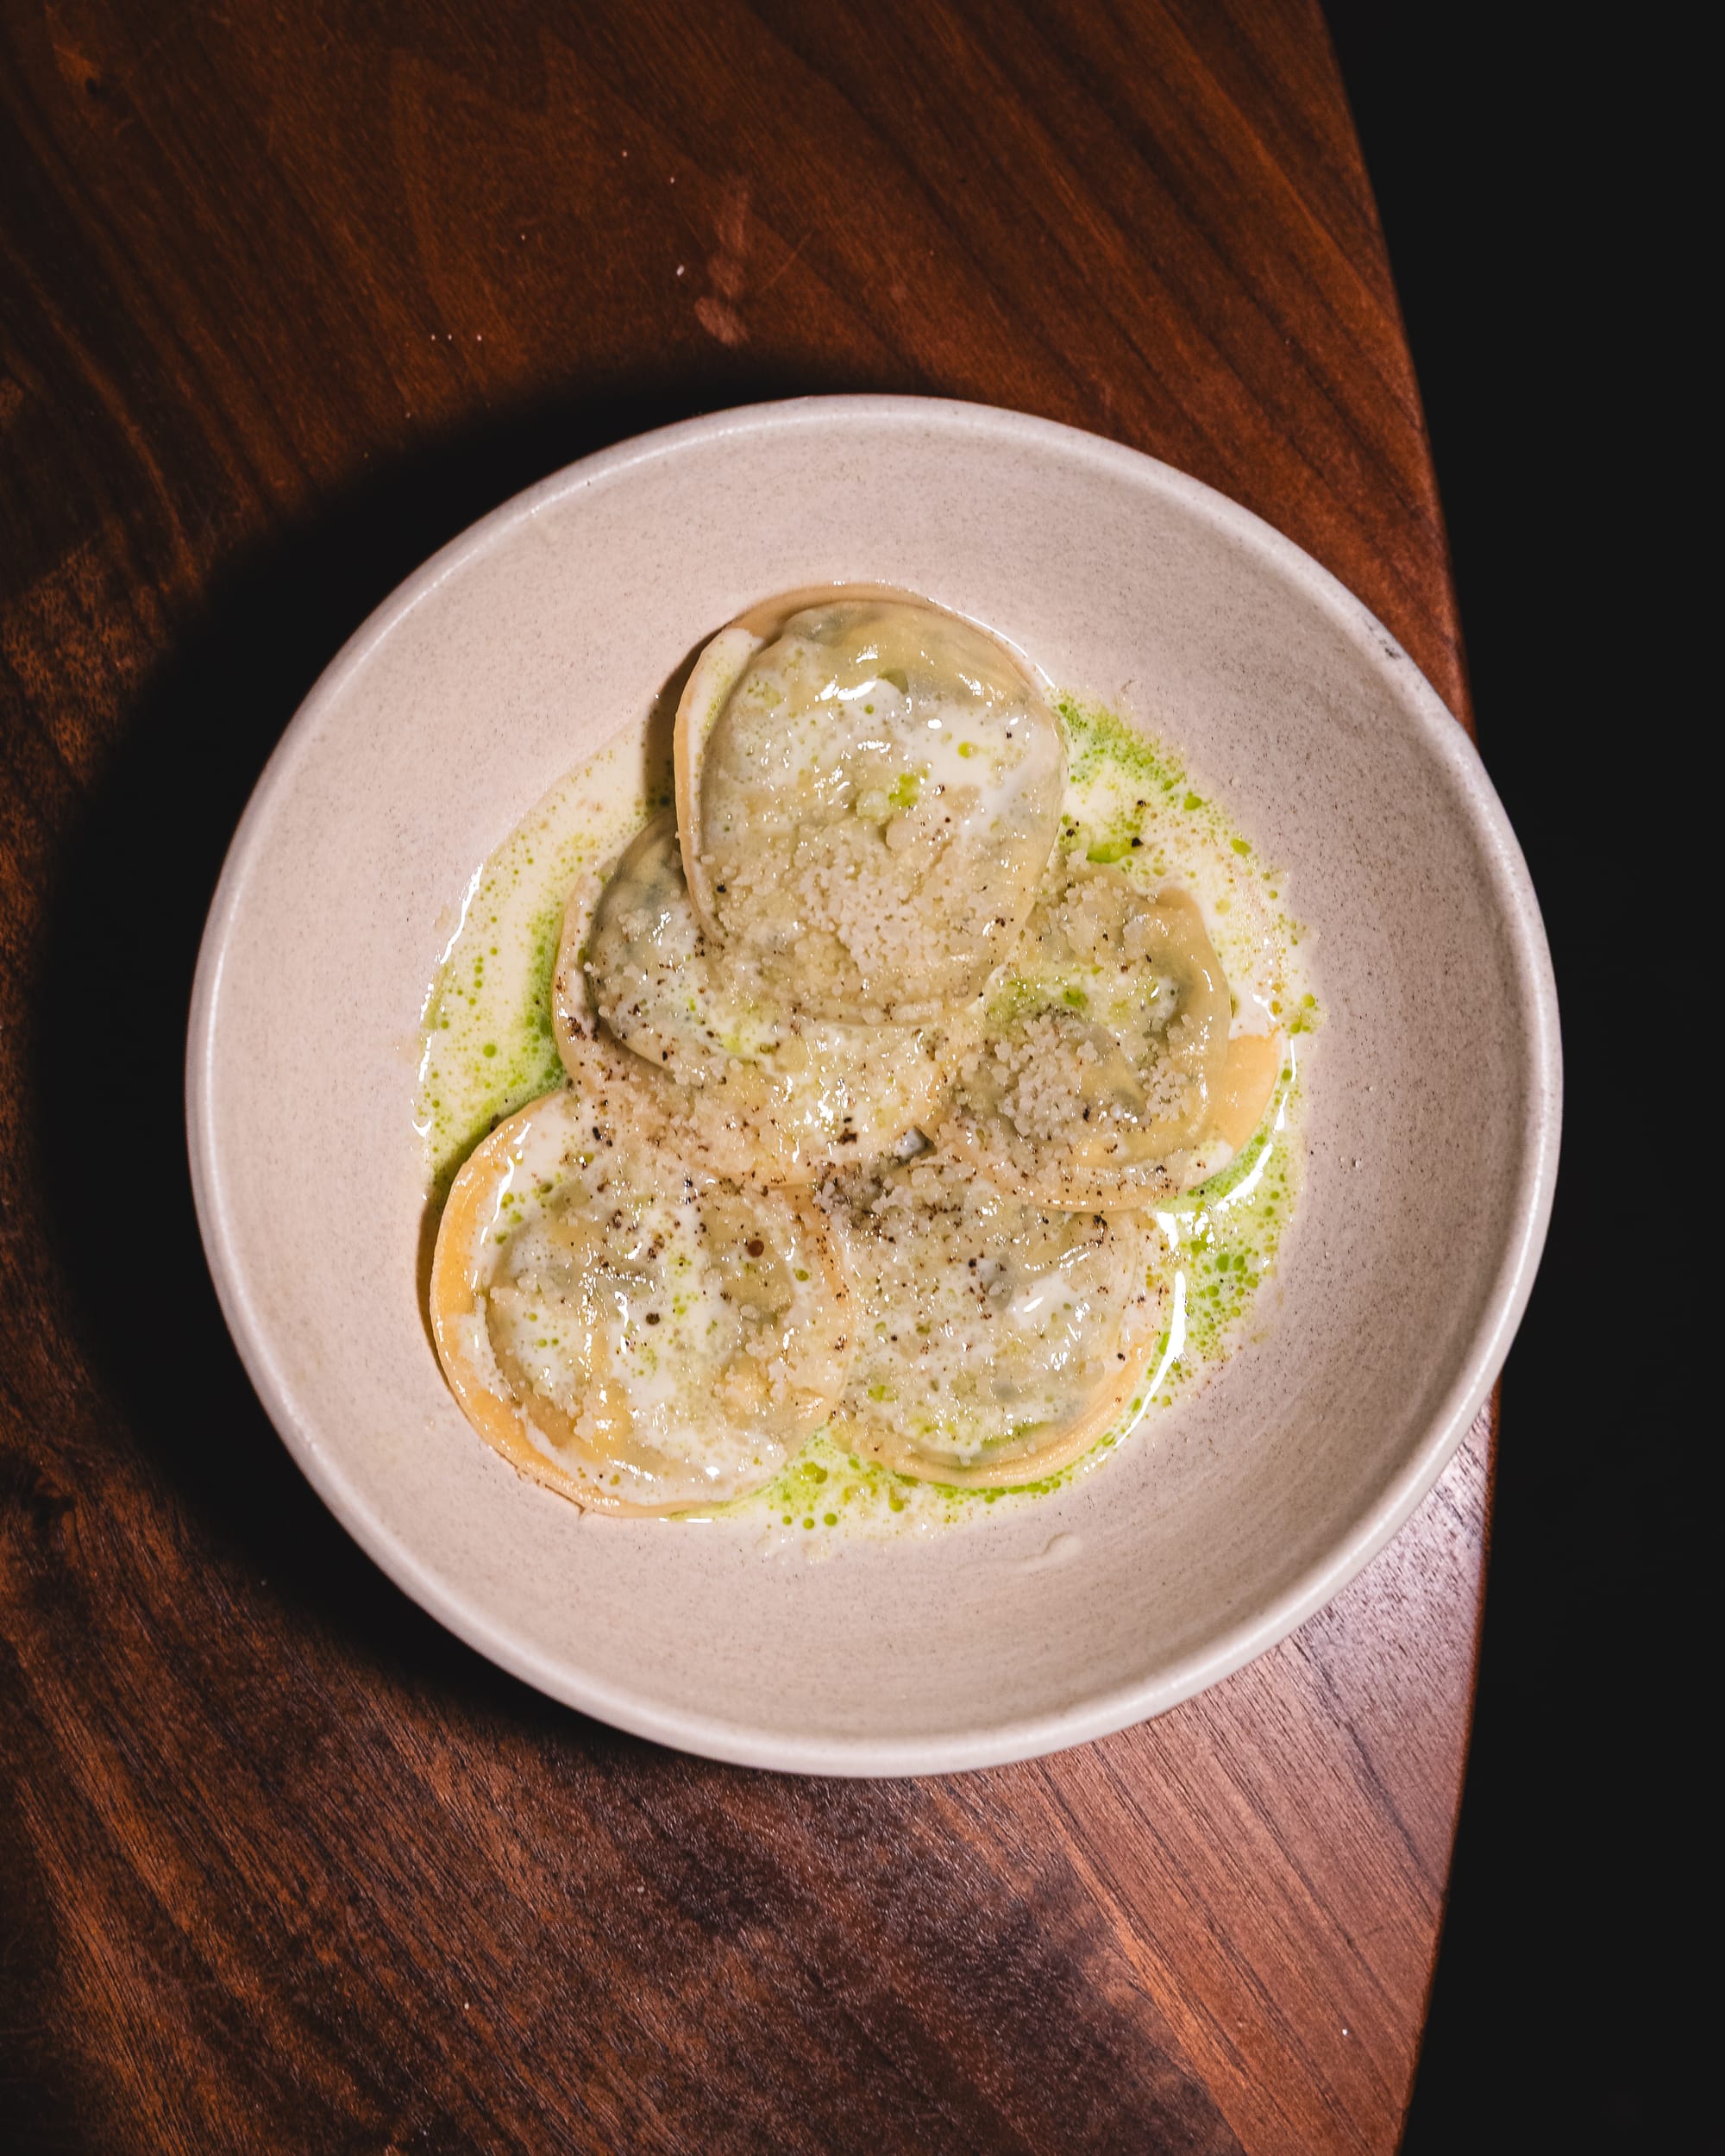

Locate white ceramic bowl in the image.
[187,398,1559,1775]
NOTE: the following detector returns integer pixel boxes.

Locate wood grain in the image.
[0,3,1484,2149]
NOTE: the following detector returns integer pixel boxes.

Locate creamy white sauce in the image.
[418,664,1316,1547]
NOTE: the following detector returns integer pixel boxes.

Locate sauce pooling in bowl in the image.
[420,591,1317,1536]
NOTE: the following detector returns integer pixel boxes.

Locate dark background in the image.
[1323,9,1682,2151]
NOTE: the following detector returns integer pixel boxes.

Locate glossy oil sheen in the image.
[416,680,1312,1547]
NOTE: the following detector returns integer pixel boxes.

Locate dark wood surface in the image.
[0,4,1488,2149]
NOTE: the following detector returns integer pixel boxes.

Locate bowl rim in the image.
[186,393,1561,1776]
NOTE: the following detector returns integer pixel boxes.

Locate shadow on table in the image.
[28,369,818,1746]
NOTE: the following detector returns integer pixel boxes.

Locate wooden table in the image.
[0,4,1487,2148]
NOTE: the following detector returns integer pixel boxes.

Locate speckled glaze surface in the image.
[186,398,1559,1776]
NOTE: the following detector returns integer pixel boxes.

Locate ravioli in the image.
[426,589,1308,1532]
[567,812,957,1181]
[675,593,1064,1022]
[824,1156,1165,1488]
[937,860,1278,1207]
[430,1042,853,1513]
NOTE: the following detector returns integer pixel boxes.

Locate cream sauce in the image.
[417,675,1317,1545]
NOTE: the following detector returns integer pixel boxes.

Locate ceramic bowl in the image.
[187,398,1559,1774]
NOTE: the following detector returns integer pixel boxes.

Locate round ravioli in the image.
[675,592,1064,1022]
[825,1157,1166,1488]
[430,1046,852,1514]
[937,862,1277,1206]
[565,813,957,1181]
